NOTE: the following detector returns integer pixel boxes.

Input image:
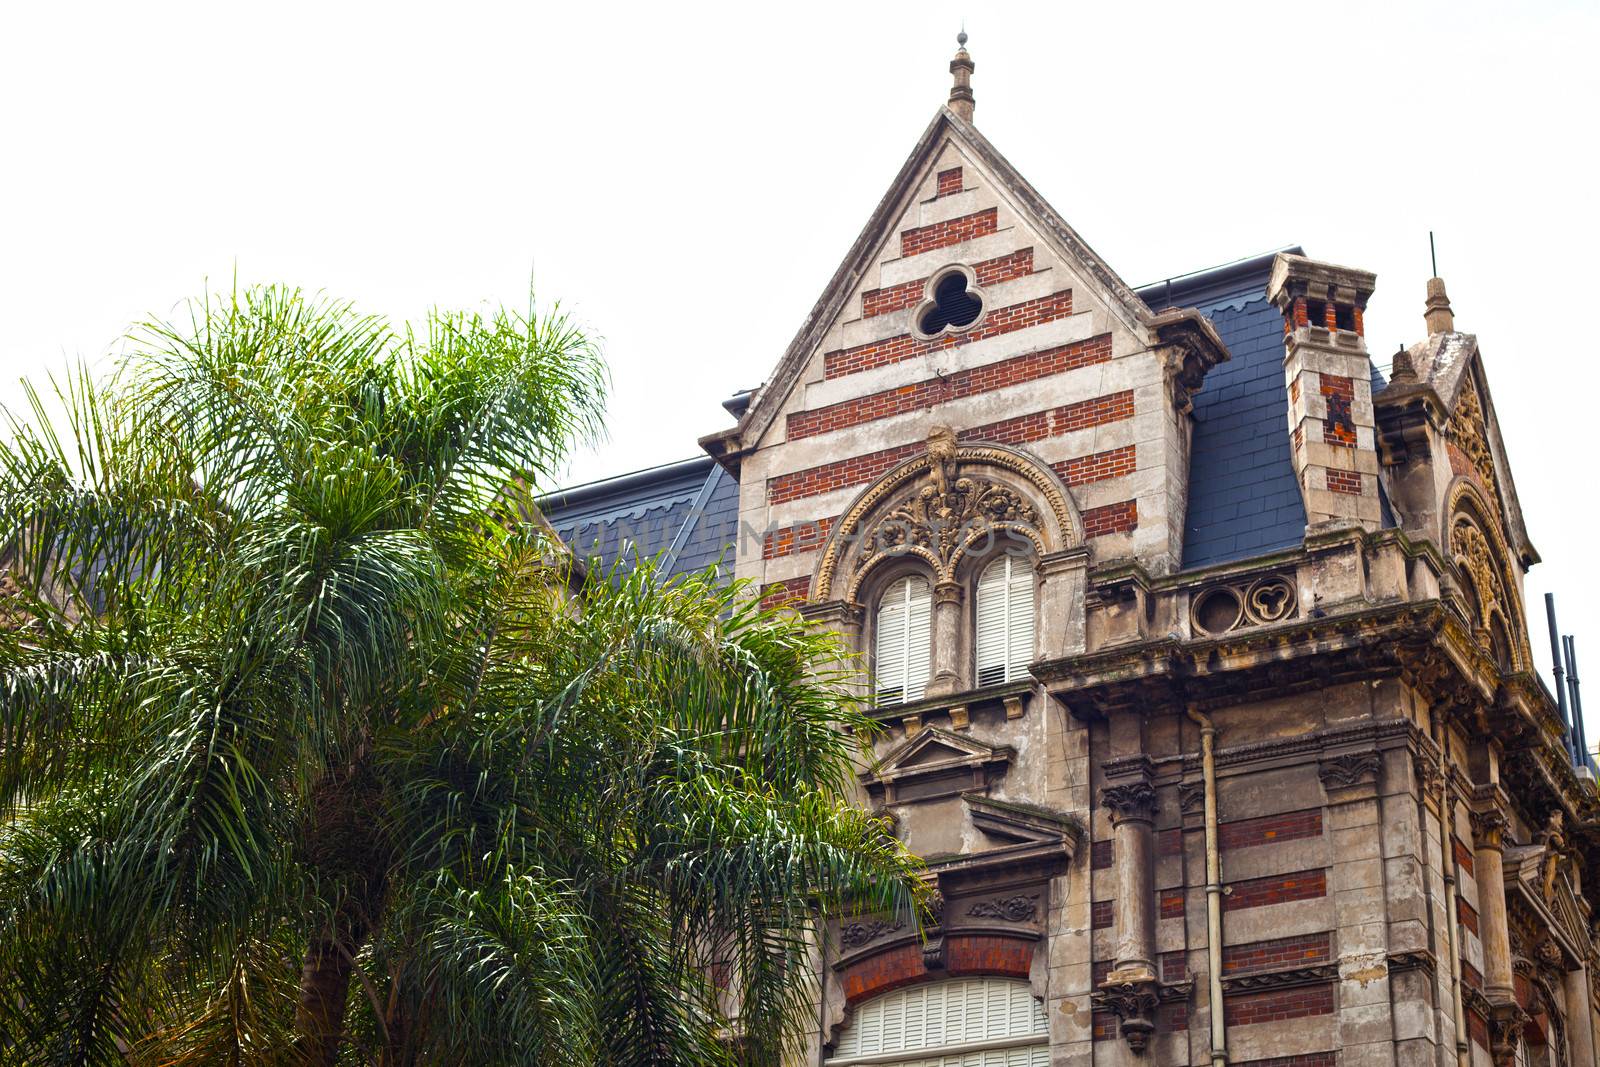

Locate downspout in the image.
[1434,716,1470,1067]
[1186,705,1227,1067]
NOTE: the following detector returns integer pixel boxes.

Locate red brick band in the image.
[1326,469,1363,495]
[761,516,835,560]
[945,934,1033,979]
[935,167,962,198]
[793,339,1114,440]
[1218,809,1323,850]
[1222,932,1331,976]
[1320,374,1356,446]
[1224,983,1334,1026]
[1159,888,1184,919]
[1457,896,1479,936]
[1223,869,1327,912]
[823,289,1076,379]
[1453,837,1475,878]
[840,933,1032,1004]
[1052,445,1137,488]
[900,207,996,258]
[1091,899,1113,929]
[1090,839,1113,869]
[1232,1055,1336,1067]
[861,248,1035,319]
[759,576,810,610]
[1082,500,1138,539]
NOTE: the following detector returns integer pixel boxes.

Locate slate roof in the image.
[541,456,738,580]
[540,248,1389,579]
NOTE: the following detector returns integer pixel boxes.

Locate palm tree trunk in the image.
[295,758,389,1065]
[296,922,362,1067]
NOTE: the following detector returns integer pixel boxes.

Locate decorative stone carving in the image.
[966,893,1039,922]
[1470,807,1508,852]
[812,432,1079,602]
[1318,751,1382,791]
[838,917,904,949]
[1449,379,1497,493]
[1100,782,1158,825]
[1487,1001,1531,1067]
[1091,983,1159,1054]
[857,471,1039,575]
[1191,572,1298,636]
[1178,780,1205,815]
[1536,809,1568,906]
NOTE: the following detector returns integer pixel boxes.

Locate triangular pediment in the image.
[702,106,1162,467]
[870,726,1012,780]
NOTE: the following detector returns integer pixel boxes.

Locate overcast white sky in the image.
[3,1,1597,726]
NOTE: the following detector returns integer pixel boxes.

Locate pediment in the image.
[870,726,1012,779]
[862,726,1013,805]
[701,106,1168,471]
[962,792,1081,848]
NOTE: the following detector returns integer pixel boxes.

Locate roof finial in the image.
[948,28,975,123]
[1424,231,1455,334]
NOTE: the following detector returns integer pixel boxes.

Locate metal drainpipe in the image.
[1434,716,1470,1067]
[1186,705,1227,1067]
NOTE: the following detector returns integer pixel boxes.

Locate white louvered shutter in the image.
[975,556,1035,687]
[875,575,932,705]
[828,978,1048,1066]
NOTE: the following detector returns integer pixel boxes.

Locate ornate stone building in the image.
[544,39,1600,1067]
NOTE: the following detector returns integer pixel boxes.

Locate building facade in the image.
[544,41,1600,1067]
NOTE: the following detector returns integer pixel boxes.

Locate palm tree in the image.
[0,287,924,1065]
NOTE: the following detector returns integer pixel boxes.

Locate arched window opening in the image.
[875,574,932,706]
[827,977,1048,1067]
[975,554,1035,688]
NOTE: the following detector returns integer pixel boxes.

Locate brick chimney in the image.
[1267,254,1383,530]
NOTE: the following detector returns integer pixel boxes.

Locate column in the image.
[925,581,964,697]
[1470,799,1527,1067]
[1564,964,1597,1067]
[1100,778,1159,1052]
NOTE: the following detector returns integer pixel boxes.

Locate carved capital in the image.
[1487,1001,1530,1067]
[1101,782,1158,825]
[1471,807,1508,852]
[1319,750,1381,792]
[1091,982,1159,1054]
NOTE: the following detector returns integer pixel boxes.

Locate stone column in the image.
[1098,778,1159,1053]
[1564,964,1597,1067]
[1102,781,1158,982]
[1470,801,1527,1067]
[925,581,964,697]
[1469,806,1513,1001]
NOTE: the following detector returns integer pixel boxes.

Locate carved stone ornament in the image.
[1487,1001,1531,1067]
[1100,782,1158,825]
[838,916,905,949]
[1178,781,1206,815]
[812,429,1078,602]
[1091,983,1159,1054]
[1470,807,1508,852]
[1318,751,1382,791]
[966,893,1039,923]
[1449,379,1498,493]
[1191,572,1298,636]
[856,438,1041,580]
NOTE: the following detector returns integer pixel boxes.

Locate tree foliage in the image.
[0,287,924,1065]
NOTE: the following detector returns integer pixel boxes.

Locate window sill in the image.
[866,678,1034,730]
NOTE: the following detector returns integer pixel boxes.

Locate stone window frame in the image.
[909,262,989,342]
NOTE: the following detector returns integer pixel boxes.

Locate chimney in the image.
[1424,277,1455,334]
[948,31,975,122]
[1267,254,1383,531]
